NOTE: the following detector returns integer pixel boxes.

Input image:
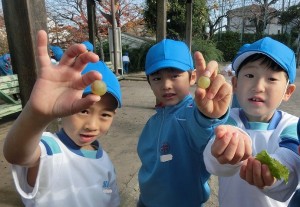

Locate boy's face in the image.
[61,93,117,149]
[232,59,295,122]
[148,68,196,106]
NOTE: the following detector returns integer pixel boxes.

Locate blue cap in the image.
[145,39,194,75]
[232,37,296,83]
[50,45,63,61]
[82,61,122,108]
[237,44,251,55]
[82,41,94,52]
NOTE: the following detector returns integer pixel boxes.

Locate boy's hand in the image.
[212,125,252,164]
[194,51,232,118]
[240,157,276,189]
[29,30,100,120]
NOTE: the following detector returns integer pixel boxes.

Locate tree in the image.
[0,14,9,55]
[46,0,144,59]
[251,0,280,38]
[144,0,208,40]
[205,0,236,40]
[280,3,300,65]
[280,3,300,30]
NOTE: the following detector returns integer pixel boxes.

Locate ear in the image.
[283,84,296,101]
[231,76,238,93]
[190,69,197,86]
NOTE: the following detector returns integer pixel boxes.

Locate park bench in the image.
[0,74,22,118]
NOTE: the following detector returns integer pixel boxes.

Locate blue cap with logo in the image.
[82,61,122,108]
[145,39,194,75]
[232,37,296,83]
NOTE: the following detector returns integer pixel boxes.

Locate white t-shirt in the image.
[122,55,129,62]
[12,131,120,207]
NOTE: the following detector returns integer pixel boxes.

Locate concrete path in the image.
[1,69,299,207]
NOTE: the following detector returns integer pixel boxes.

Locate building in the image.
[227,4,290,35]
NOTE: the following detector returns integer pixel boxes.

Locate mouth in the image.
[80,134,97,142]
[248,97,264,103]
[163,93,176,99]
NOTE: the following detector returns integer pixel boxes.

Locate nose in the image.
[252,78,265,93]
[162,78,172,90]
[84,115,99,131]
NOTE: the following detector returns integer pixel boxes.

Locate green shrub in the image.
[123,41,154,73]
[192,37,224,63]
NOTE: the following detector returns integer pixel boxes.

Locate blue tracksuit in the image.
[137,95,228,207]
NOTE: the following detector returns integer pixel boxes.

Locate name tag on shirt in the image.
[160,154,173,162]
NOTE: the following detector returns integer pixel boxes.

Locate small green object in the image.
[91,80,107,96]
[197,76,210,89]
[255,150,289,184]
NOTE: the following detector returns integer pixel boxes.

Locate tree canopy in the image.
[143,0,208,40]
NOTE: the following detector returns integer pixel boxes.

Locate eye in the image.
[268,77,278,82]
[150,76,161,81]
[172,74,180,79]
[245,74,254,78]
[80,109,89,114]
[101,111,115,119]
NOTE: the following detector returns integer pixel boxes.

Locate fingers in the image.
[240,157,276,188]
[70,94,101,115]
[207,74,230,101]
[194,51,218,79]
[37,30,51,68]
[194,51,206,78]
[212,130,239,164]
[212,125,252,164]
[73,70,102,91]
[59,45,99,70]
[261,164,276,186]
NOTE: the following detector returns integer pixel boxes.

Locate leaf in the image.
[255,150,290,184]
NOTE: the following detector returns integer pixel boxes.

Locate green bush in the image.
[123,41,154,73]
[192,37,224,63]
[213,32,241,62]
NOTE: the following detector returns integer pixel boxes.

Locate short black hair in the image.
[146,68,193,84]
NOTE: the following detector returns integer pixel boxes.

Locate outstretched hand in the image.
[194,52,232,118]
[212,125,252,165]
[240,157,276,189]
[28,30,101,120]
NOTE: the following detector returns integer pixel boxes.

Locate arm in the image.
[3,30,101,167]
[193,52,232,119]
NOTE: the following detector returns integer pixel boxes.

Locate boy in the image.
[0,53,13,75]
[3,30,121,207]
[122,52,130,74]
[137,39,233,206]
[204,37,300,207]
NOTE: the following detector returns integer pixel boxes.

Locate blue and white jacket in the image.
[204,108,300,207]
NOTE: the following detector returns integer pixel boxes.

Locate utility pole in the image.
[111,0,119,75]
[156,0,167,41]
[87,0,96,47]
[185,0,193,51]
